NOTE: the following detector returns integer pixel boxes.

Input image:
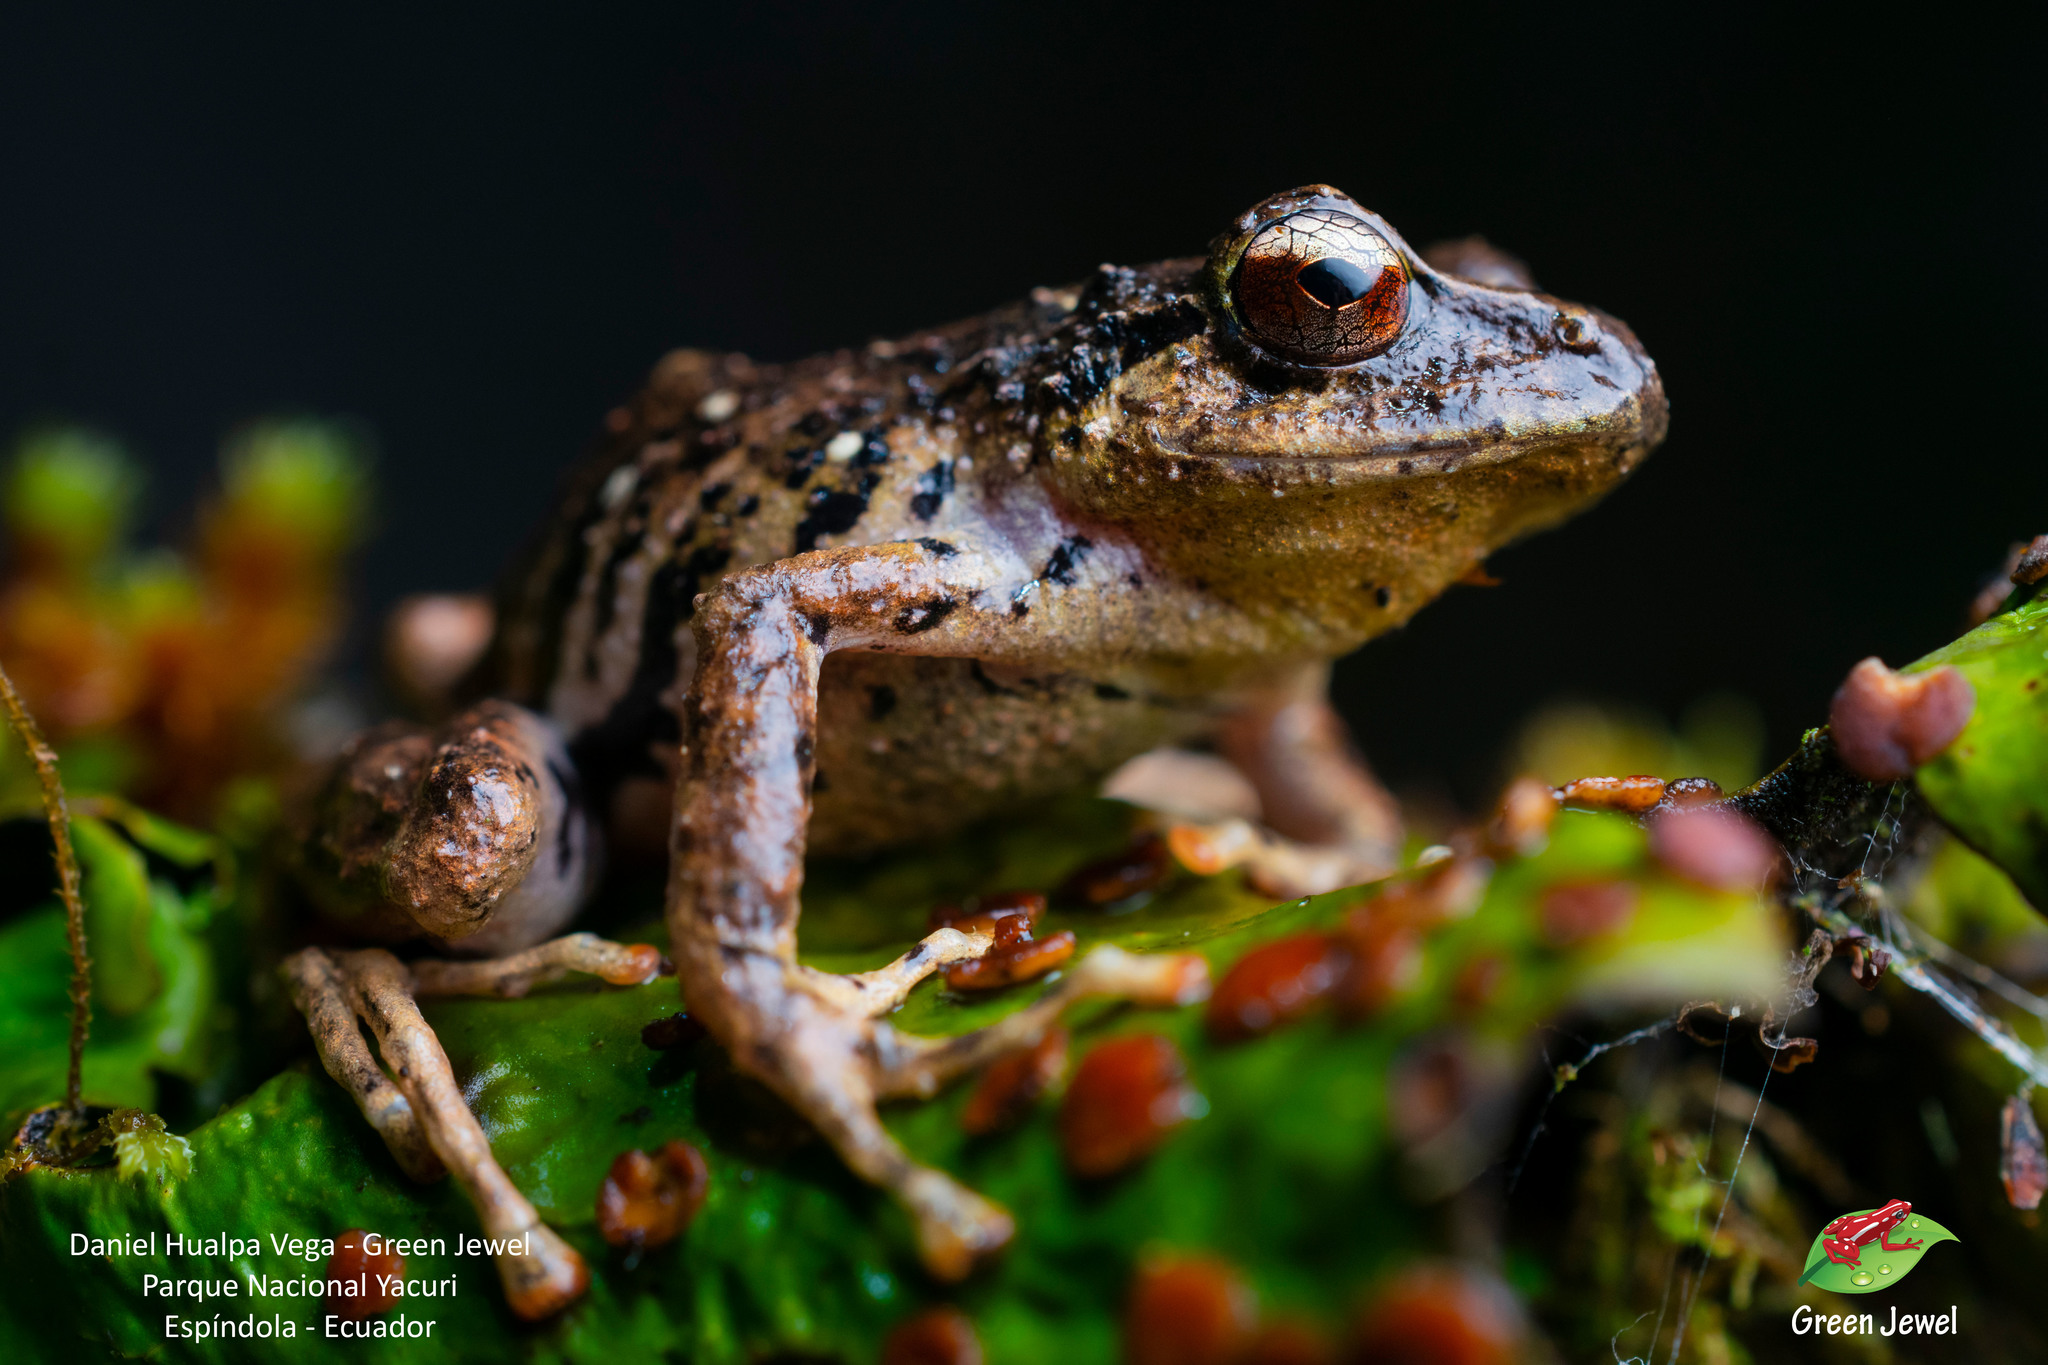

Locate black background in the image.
[4,3,2041,803]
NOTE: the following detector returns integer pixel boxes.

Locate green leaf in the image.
[0,800,1782,1362]
[1794,1211,1960,1294]
[1913,589,2048,910]
[0,812,227,1118]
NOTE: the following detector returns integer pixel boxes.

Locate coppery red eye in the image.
[1230,210,1409,365]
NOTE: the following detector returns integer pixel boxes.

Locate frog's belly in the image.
[805,652,1213,856]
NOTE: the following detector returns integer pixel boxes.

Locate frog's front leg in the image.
[1880,1229,1924,1253]
[1154,662,1404,898]
[670,540,1206,1280]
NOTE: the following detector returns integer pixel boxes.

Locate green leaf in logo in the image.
[1795,1212,1960,1294]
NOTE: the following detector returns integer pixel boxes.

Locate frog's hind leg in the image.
[285,946,444,1182]
[284,945,591,1319]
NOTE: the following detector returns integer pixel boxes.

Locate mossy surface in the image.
[0,801,1778,1363]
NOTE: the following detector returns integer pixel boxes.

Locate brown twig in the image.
[0,662,90,1114]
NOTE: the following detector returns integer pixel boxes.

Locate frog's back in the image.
[479,289,1183,848]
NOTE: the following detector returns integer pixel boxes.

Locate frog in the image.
[283,184,1667,1317]
[1816,1200,1925,1270]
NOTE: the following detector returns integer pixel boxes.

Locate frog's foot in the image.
[283,945,589,1320]
[1104,664,1405,899]
[728,944,1208,1280]
[1160,816,1399,900]
[871,945,1211,1100]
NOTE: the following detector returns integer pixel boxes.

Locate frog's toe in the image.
[872,945,1209,1100]
[798,925,995,1018]
[901,1168,1016,1281]
[1164,816,1399,899]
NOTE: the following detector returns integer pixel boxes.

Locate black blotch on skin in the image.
[783,447,824,489]
[1059,427,1082,448]
[793,482,874,553]
[868,685,897,721]
[1010,600,1030,619]
[794,731,814,767]
[1043,536,1093,586]
[853,429,891,468]
[545,758,583,873]
[910,460,954,520]
[699,482,732,510]
[587,508,654,661]
[1376,586,1392,608]
[569,540,729,797]
[1094,683,1131,701]
[971,661,1021,696]
[806,613,833,646]
[916,537,957,557]
[1030,276,1207,412]
[893,597,958,635]
[797,411,833,437]
[736,494,760,517]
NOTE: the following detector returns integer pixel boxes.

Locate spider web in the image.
[1532,775,2048,1364]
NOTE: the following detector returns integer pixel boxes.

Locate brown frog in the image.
[284,185,1666,1316]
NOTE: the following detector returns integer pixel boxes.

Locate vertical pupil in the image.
[1295,256,1378,308]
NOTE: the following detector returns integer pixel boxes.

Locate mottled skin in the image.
[294,186,1666,1290]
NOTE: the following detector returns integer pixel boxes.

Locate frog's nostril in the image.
[1295,257,1377,308]
[1550,311,1601,356]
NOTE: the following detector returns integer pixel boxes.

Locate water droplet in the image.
[1851,1271,1874,1286]
[1879,1264,1893,1274]
[1910,1218,1921,1228]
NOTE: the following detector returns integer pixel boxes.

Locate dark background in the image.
[3,3,2040,803]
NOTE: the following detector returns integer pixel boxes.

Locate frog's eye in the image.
[1230,210,1410,366]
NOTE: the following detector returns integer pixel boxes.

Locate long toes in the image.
[497,1224,590,1321]
[901,1168,1015,1281]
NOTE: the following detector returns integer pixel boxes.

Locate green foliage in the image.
[1914,588,2048,910]
[0,808,230,1119]
[0,800,1779,1364]
[110,1109,194,1187]
[217,419,371,551]
[3,426,141,569]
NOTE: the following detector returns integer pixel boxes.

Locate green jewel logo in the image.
[1794,1199,1959,1293]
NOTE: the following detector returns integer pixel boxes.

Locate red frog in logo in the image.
[1820,1199,1924,1267]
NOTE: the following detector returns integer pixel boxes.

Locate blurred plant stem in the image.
[0,661,89,1114]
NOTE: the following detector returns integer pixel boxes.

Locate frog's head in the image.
[1026,185,1667,646]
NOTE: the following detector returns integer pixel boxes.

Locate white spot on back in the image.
[599,464,638,512]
